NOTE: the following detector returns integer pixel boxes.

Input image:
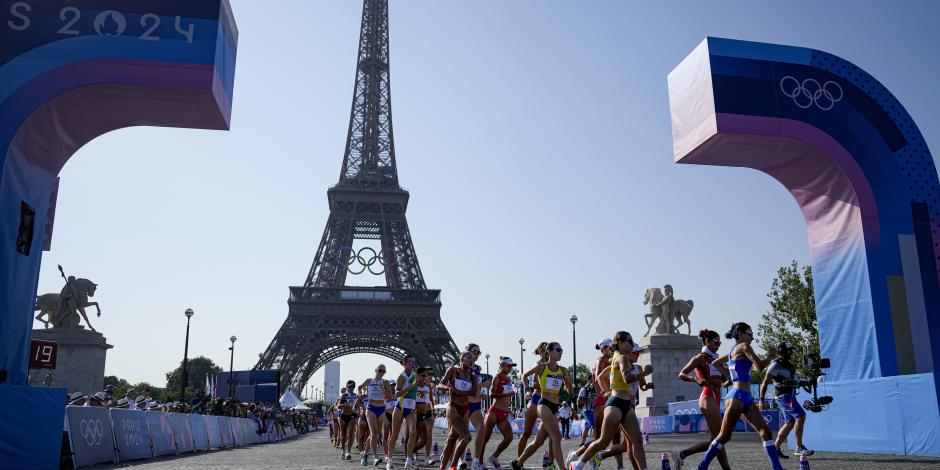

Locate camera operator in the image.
[759,342,814,458]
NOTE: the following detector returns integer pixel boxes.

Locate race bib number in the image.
[454,378,472,392]
[386,400,397,411]
[401,398,416,409]
[545,377,563,391]
[502,384,514,394]
[368,384,384,401]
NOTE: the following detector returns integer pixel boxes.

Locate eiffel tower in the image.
[256,0,460,393]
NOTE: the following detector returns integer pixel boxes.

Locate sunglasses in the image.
[377,369,386,373]
[418,374,428,378]
[554,348,563,353]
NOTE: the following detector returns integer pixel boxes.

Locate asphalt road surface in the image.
[97,428,940,469]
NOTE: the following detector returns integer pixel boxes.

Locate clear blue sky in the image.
[35,0,940,395]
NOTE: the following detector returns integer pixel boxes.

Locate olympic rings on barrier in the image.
[80,418,105,446]
[335,246,399,275]
[779,75,843,111]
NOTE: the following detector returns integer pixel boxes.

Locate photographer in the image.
[760,342,814,458]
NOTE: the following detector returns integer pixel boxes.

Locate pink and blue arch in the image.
[0,1,237,465]
[669,37,939,455]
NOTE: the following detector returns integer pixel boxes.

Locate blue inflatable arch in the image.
[669,37,939,455]
[0,2,237,465]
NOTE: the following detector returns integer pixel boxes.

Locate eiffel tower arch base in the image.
[258,287,459,393]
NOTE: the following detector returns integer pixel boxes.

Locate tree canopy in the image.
[756,260,819,378]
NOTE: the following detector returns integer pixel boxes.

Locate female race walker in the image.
[387,355,420,470]
[413,367,437,465]
[465,343,492,470]
[336,380,361,461]
[473,356,518,470]
[670,329,731,470]
[438,351,480,470]
[569,331,651,470]
[693,322,784,470]
[517,342,548,458]
[566,338,624,470]
[512,341,573,470]
[359,364,393,466]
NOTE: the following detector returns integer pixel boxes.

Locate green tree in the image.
[165,356,223,400]
[756,260,819,378]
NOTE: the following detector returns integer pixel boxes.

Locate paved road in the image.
[100,428,940,469]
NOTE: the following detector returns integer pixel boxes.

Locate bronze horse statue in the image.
[34,278,101,331]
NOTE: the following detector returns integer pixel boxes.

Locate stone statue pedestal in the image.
[28,328,112,395]
[634,334,703,418]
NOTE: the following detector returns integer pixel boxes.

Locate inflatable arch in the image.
[0,2,237,465]
[669,37,939,455]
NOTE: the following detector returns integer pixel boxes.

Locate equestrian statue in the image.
[34,265,101,331]
[642,284,694,336]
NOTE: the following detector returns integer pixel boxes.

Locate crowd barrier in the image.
[66,406,302,468]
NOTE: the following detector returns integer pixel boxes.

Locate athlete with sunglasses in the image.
[412,367,437,465]
[438,351,480,470]
[336,380,362,461]
[570,331,651,470]
[465,343,492,470]
[386,355,420,470]
[518,342,549,459]
[693,322,783,470]
[670,329,731,470]
[513,342,573,470]
[473,356,518,470]
[359,364,393,466]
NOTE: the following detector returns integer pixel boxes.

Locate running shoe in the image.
[361,452,369,466]
[777,447,789,459]
[375,456,385,466]
[565,451,578,468]
[590,453,602,470]
[795,446,815,456]
[427,459,437,466]
[569,461,585,470]
[487,455,501,470]
[670,450,684,470]
[386,460,395,470]
[345,453,353,461]
[510,460,522,470]
[471,460,481,470]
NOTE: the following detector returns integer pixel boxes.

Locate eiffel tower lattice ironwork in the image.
[256,0,460,393]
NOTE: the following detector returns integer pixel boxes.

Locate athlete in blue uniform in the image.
[695,322,783,470]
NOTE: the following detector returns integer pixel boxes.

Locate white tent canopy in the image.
[292,404,311,410]
[280,390,303,408]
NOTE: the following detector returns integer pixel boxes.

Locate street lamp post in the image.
[518,337,525,407]
[485,353,490,409]
[570,314,578,411]
[181,308,194,402]
[228,335,237,397]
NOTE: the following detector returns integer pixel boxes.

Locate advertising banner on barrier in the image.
[642,415,674,435]
[673,413,709,433]
[169,413,195,453]
[205,415,223,448]
[110,409,152,462]
[232,418,245,446]
[189,414,210,451]
[218,415,234,447]
[146,411,177,457]
[67,406,116,467]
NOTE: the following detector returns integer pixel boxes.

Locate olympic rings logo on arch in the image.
[79,418,105,446]
[335,246,399,275]
[779,76,843,111]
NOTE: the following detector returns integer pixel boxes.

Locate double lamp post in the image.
[178,308,238,402]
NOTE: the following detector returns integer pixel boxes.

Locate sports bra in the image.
[400,372,418,400]
[696,348,722,381]
[727,344,753,383]
[416,385,430,404]
[629,364,641,396]
[538,364,565,398]
[367,379,385,401]
[609,353,631,392]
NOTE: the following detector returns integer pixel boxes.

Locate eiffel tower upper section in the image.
[301,0,425,291]
[337,0,399,191]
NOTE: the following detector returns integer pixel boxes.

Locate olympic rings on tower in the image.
[335,246,399,275]
[779,75,843,111]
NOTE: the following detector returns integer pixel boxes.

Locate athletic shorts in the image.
[605,396,632,415]
[487,405,509,423]
[582,409,595,429]
[416,410,433,423]
[368,404,386,417]
[591,395,605,409]
[726,388,754,411]
[775,394,806,424]
[469,402,482,414]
